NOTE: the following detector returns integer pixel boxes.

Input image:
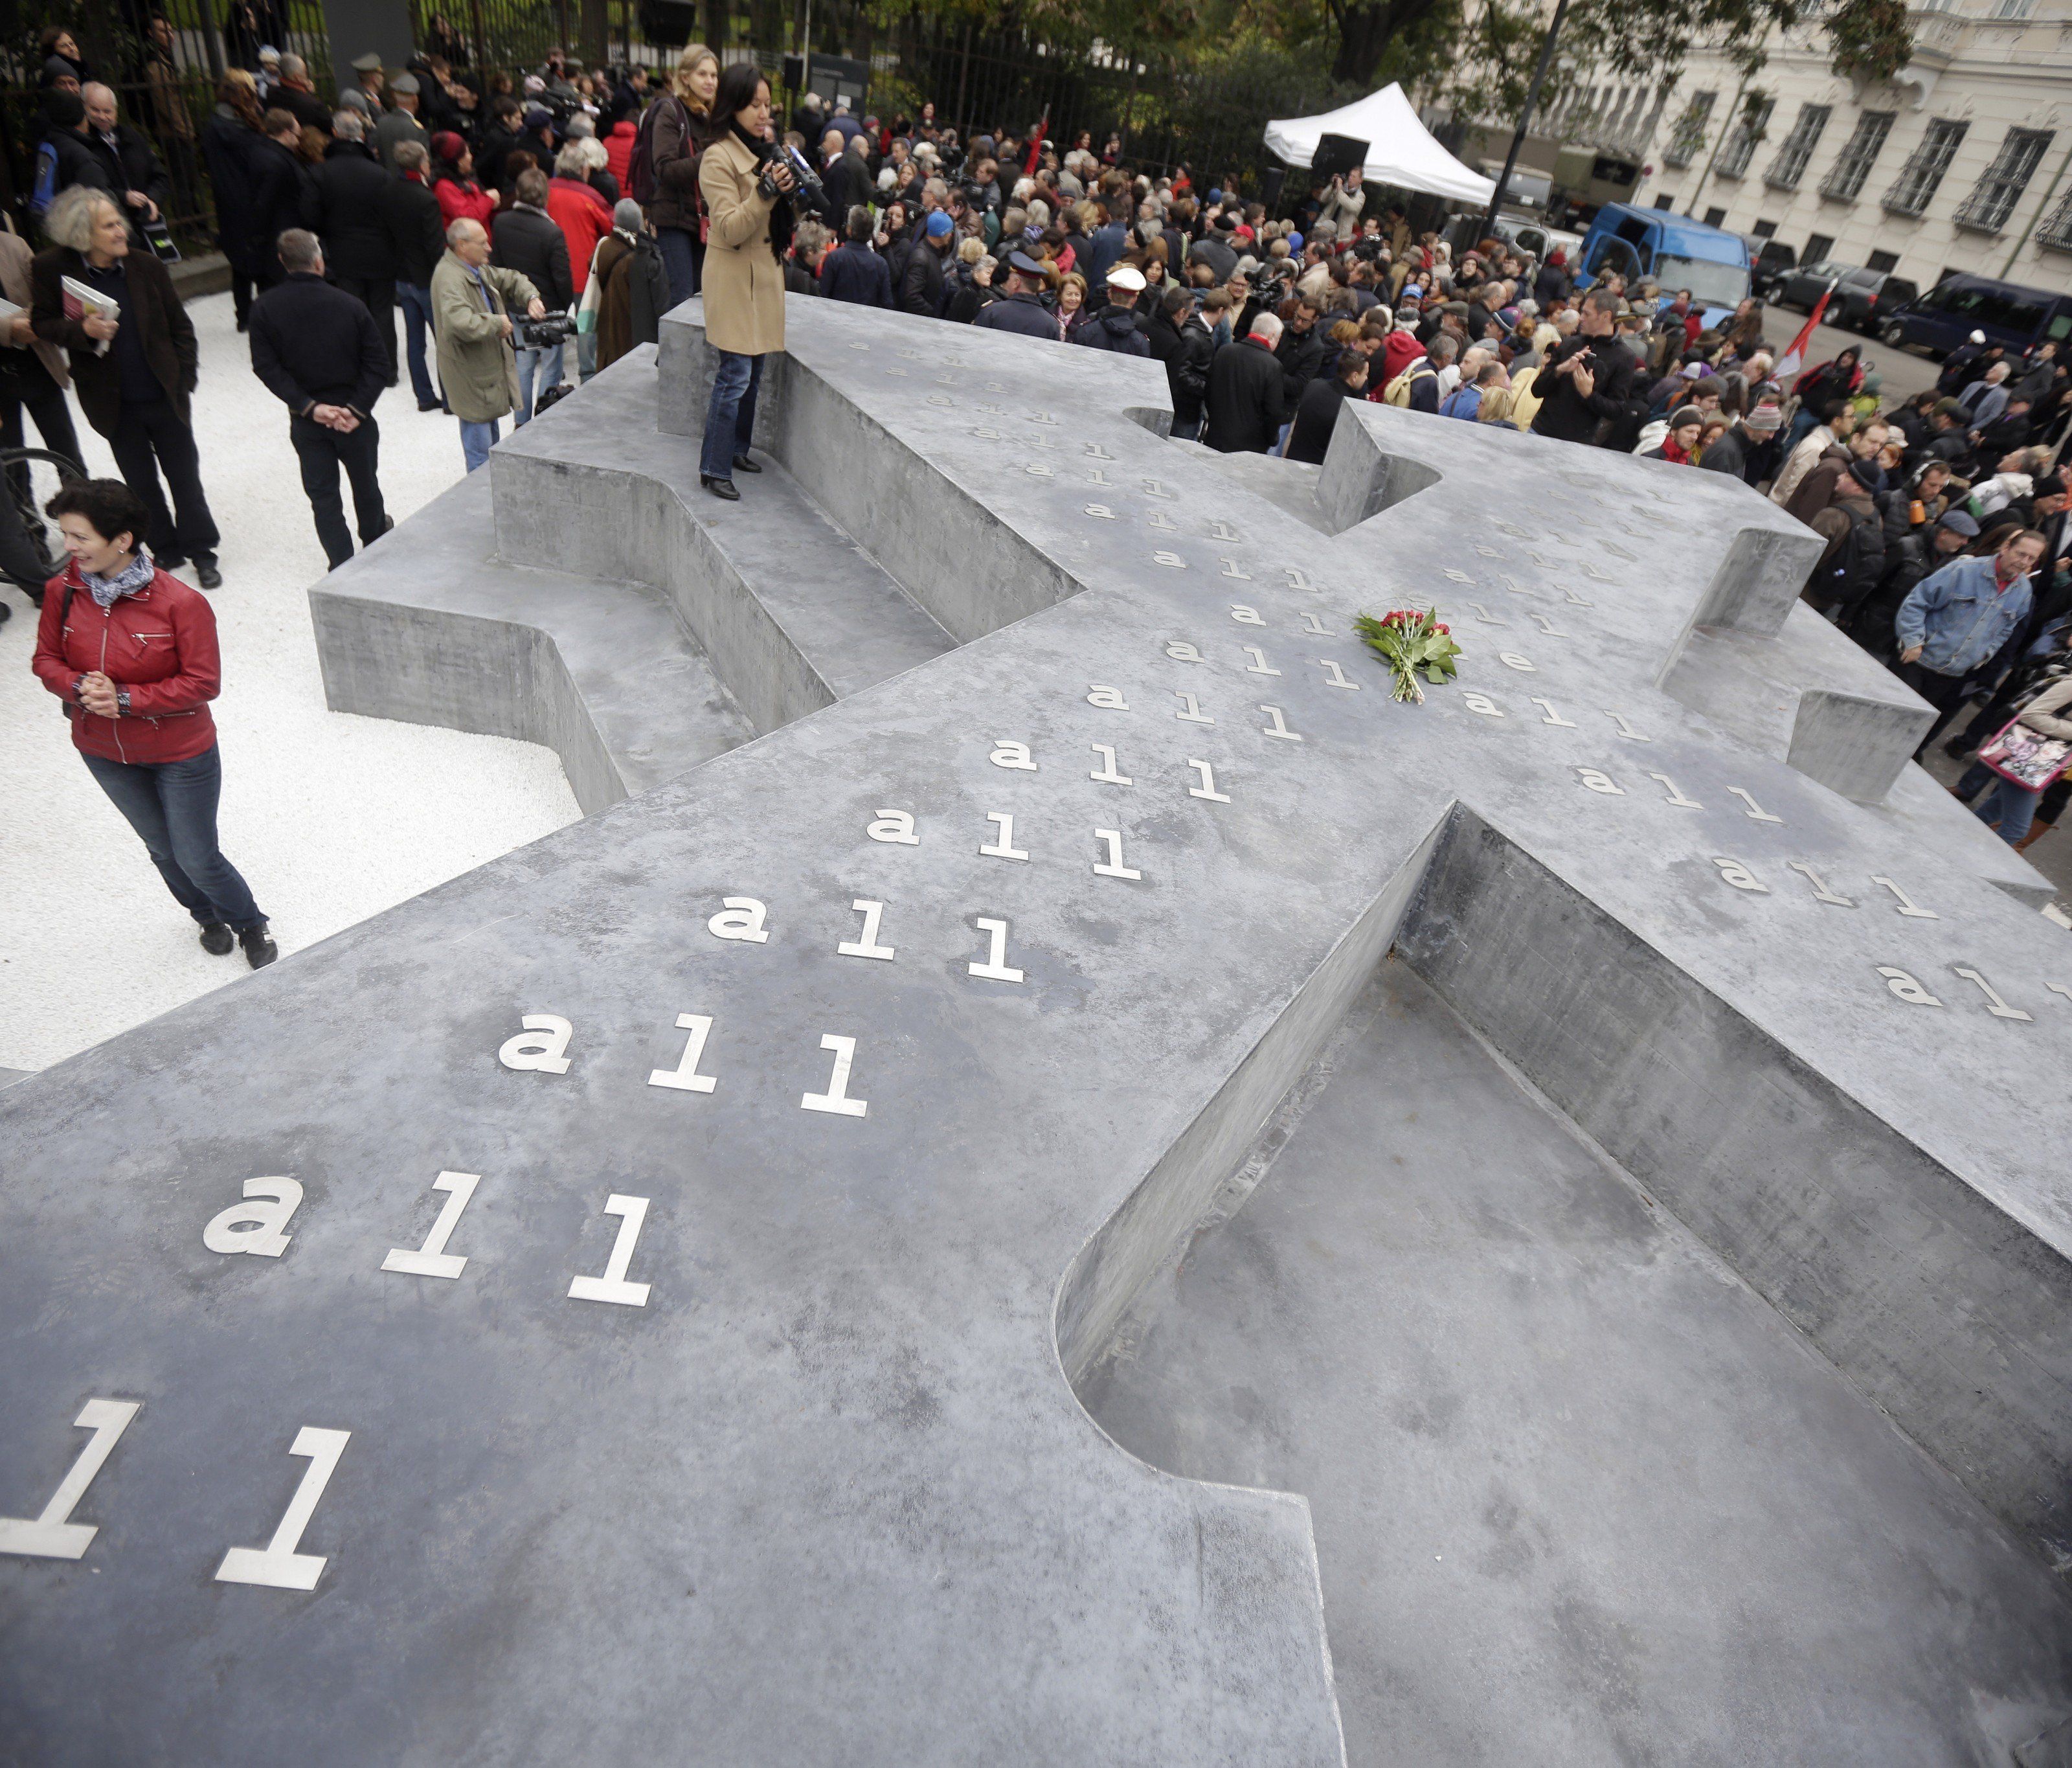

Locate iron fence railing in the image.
[5,2,1340,253]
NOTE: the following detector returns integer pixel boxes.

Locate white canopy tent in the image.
[1263,84,1496,208]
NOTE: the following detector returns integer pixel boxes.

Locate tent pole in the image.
[1480,0,1568,240]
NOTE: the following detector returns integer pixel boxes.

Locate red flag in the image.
[1774,280,1837,385]
[1024,110,1048,182]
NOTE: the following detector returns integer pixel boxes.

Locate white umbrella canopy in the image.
[1263,83,1497,207]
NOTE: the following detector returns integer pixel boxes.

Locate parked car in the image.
[1772,261,1919,333]
[1877,271,2072,359]
[1746,236,1795,299]
[1575,204,1750,328]
[1441,213,1582,283]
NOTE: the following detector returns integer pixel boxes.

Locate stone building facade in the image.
[1630,1,2072,297]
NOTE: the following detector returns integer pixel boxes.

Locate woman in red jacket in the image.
[431,131,497,231]
[32,479,276,967]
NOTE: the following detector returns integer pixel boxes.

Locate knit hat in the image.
[613,197,643,231]
[925,210,954,238]
[1668,404,1703,429]
[1932,396,1965,418]
[1743,400,1784,434]
[431,130,466,163]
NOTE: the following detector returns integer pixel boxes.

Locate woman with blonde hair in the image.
[646,41,719,306]
[1055,269,1090,341]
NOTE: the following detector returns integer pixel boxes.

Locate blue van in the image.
[1876,273,2072,359]
[1575,205,1751,328]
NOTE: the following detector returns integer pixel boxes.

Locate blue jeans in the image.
[1974,776,2043,844]
[701,350,763,481]
[460,417,502,473]
[513,341,565,425]
[657,226,701,310]
[82,743,264,929]
[398,281,437,406]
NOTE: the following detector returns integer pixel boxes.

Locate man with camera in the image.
[247,228,391,569]
[431,216,548,472]
[490,167,574,423]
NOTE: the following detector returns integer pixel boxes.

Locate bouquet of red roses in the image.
[1355,607,1461,703]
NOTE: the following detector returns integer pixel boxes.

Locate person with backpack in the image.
[1382,334,1452,414]
[638,42,717,308]
[30,477,276,968]
[1801,457,1887,620]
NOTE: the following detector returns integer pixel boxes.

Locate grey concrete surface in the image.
[5,295,2072,1762]
[1082,957,2072,1767]
[0,1068,30,1087]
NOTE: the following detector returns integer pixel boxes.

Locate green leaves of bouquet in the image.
[1355,607,1462,704]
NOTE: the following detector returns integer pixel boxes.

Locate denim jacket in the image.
[1895,553,2034,678]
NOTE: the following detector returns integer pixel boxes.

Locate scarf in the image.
[83,550,155,609]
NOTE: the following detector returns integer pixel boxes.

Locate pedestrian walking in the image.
[30,477,275,967]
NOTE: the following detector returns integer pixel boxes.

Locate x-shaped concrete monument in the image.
[3,297,2067,1762]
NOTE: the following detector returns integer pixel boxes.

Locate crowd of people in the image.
[6,27,2069,966]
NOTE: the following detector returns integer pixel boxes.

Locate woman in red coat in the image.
[431,131,497,231]
[31,479,276,967]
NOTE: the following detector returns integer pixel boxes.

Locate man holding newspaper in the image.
[30,183,221,587]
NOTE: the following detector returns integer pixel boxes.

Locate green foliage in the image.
[1356,608,1461,702]
[1826,0,1913,82]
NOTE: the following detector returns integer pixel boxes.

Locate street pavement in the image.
[1758,297,1942,403]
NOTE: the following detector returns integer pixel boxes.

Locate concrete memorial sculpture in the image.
[3,296,2069,1762]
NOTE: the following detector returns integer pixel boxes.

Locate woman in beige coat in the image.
[695,63,795,500]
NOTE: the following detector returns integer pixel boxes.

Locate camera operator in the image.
[491,167,574,422]
[431,216,547,472]
[694,63,799,502]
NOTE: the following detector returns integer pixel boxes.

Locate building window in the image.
[1751,218,1777,238]
[1953,127,2054,234]
[1992,0,2034,17]
[1704,207,1726,227]
[1821,111,1895,203]
[1802,234,1834,266]
[1884,119,1968,217]
[1766,104,1832,189]
[1664,91,1716,170]
[1653,193,1674,210]
[1716,96,1775,180]
[1866,249,1898,272]
[2036,184,2072,253]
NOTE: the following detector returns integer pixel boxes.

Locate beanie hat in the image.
[613,197,643,231]
[1743,401,1784,434]
[925,209,954,238]
[431,130,466,164]
[1668,404,1704,429]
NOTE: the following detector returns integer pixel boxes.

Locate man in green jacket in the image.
[429,218,546,471]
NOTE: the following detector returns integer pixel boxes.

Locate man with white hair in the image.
[271,52,333,135]
[1961,359,2013,433]
[1204,308,1287,454]
[79,82,170,245]
[307,109,400,385]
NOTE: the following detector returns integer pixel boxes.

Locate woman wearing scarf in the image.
[695,64,796,502]
[30,479,275,968]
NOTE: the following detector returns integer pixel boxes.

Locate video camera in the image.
[758,142,831,219]
[515,310,574,350]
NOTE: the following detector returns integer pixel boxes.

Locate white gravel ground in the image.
[0,287,581,1073]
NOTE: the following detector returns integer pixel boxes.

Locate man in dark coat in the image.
[971,251,1058,338]
[1072,264,1151,356]
[385,140,448,409]
[820,208,895,308]
[1204,311,1287,454]
[1530,289,1638,447]
[490,168,572,421]
[305,111,403,385]
[38,91,113,205]
[247,109,312,291]
[80,84,172,247]
[1079,195,1129,302]
[899,210,952,319]
[272,53,333,135]
[1695,402,1784,488]
[1273,296,1326,410]
[247,228,391,569]
[1145,284,1211,440]
[1285,349,1369,464]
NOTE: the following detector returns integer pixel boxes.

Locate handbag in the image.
[576,239,606,335]
[1978,712,2072,792]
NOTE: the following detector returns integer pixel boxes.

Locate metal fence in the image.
[4,1,1337,251]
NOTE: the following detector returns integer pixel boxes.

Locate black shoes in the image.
[199,921,234,956]
[239,924,278,969]
[732,453,761,473]
[194,554,223,590]
[418,399,442,412]
[1942,737,1976,760]
[701,475,739,501]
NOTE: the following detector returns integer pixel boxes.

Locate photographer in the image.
[694,63,796,502]
[431,216,547,471]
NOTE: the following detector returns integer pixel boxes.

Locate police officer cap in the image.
[1007,249,1046,276]
[351,52,384,71]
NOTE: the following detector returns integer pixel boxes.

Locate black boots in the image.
[732,453,761,473]
[199,921,234,956]
[238,924,278,969]
[701,475,739,501]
